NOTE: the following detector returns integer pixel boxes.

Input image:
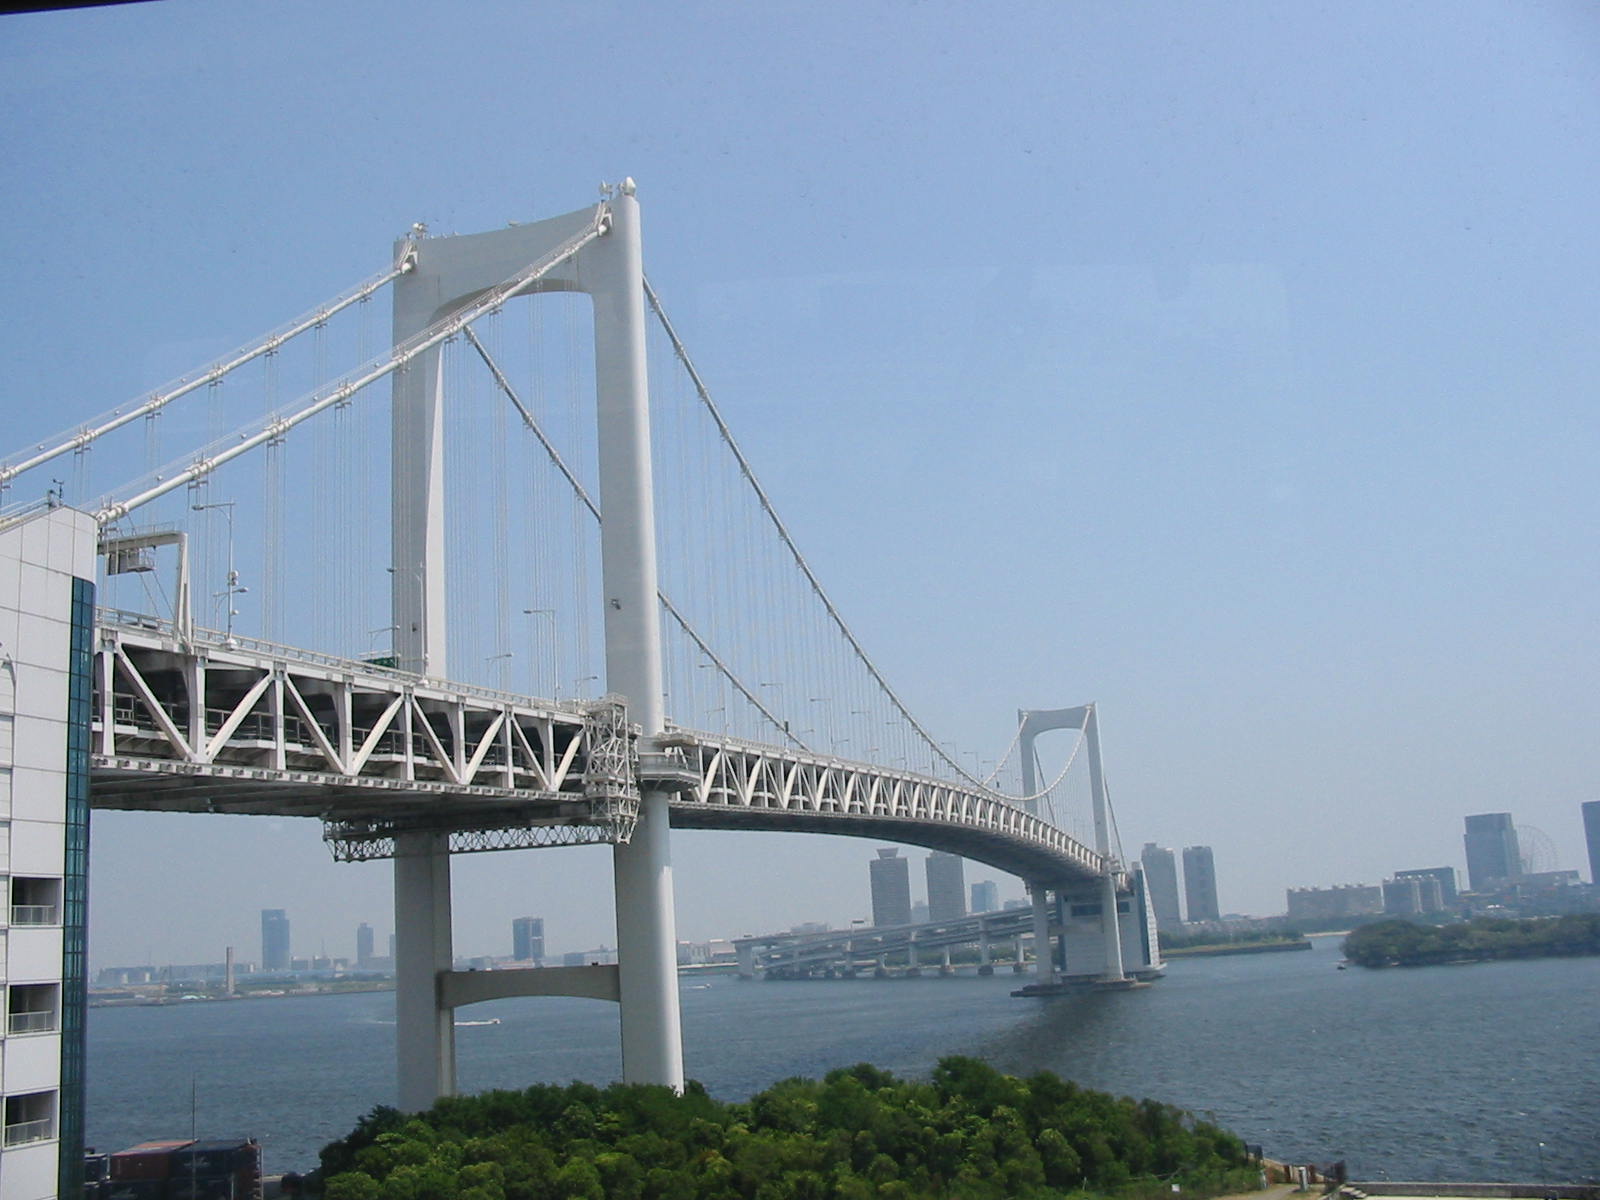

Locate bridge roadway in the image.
[89,612,1107,885]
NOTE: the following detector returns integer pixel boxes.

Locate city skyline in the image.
[85,796,1600,969]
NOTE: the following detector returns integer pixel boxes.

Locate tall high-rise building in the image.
[925,852,967,922]
[261,909,291,971]
[1140,843,1183,929]
[512,916,545,963]
[1382,877,1423,915]
[1582,801,1600,887]
[1463,812,1520,891]
[1395,866,1457,909]
[1182,846,1220,923]
[869,848,912,927]
[970,879,1001,914]
[355,922,375,967]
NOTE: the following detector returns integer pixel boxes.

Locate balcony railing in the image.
[9,906,58,926]
[3,1118,54,1147]
[6,1010,55,1035]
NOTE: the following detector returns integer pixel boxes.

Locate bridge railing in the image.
[96,609,588,715]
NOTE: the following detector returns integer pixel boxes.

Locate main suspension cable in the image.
[91,209,609,527]
[643,275,987,788]
[1,251,415,495]
[466,325,804,748]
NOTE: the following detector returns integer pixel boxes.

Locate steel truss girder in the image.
[88,621,1104,883]
[325,817,634,862]
[89,619,638,846]
[648,730,1107,886]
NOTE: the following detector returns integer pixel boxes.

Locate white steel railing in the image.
[3,1119,53,1147]
[9,906,58,927]
[6,1011,55,1035]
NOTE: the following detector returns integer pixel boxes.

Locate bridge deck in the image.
[89,615,1107,883]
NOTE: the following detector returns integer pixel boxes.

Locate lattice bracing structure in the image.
[90,614,639,858]
[648,729,1108,887]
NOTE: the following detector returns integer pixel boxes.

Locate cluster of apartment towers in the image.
[866,850,1006,927]
[1137,844,1220,929]
[866,848,1184,928]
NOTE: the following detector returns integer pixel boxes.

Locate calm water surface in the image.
[88,937,1599,1181]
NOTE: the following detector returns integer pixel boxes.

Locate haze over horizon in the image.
[3,1,1595,970]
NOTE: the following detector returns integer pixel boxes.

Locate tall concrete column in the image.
[394,831,454,1110]
[1029,882,1055,981]
[1017,708,1040,819]
[391,232,455,1112]
[1085,707,1125,981]
[589,187,684,1089]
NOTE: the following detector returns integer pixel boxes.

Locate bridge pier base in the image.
[1099,869,1127,983]
[394,832,455,1112]
[613,790,683,1085]
[1029,882,1057,982]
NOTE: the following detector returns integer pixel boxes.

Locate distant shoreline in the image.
[1162,938,1312,959]
[89,982,395,1008]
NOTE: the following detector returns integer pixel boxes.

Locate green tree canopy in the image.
[319,1057,1254,1200]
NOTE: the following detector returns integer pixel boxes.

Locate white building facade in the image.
[0,507,97,1200]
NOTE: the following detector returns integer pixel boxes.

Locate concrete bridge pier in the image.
[1029,881,1056,982]
[394,832,455,1111]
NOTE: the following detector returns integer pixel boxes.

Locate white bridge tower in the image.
[390,182,683,1109]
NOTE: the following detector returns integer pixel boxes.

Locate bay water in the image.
[87,936,1599,1181]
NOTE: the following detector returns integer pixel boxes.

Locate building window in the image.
[10,877,62,926]
[3,1091,57,1147]
[7,982,61,1035]
[60,574,95,1195]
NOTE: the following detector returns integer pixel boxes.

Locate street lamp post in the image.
[485,651,514,691]
[191,501,245,648]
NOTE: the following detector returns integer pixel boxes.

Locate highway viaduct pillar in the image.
[389,184,683,1111]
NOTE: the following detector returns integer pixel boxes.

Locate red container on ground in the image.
[109,1141,195,1182]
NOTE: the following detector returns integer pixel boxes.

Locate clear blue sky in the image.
[3,1,1596,968]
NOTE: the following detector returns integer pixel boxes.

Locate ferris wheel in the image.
[1515,824,1560,875]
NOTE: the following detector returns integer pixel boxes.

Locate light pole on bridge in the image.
[191,501,245,648]
[485,651,514,692]
[523,608,559,700]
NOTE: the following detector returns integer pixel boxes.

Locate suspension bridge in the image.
[0,183,1161,1132]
